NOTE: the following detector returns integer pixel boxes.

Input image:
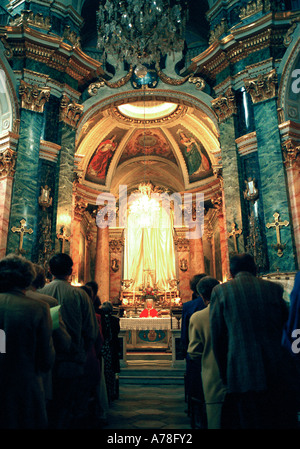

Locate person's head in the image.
[31,264,46,289]
[146,298,153,309]
[196,276,220,304]
[49,253,73,279]
[229,253,257,278]
[0,254,36,293]
[190,273,207,295]
[80,285,93,299]
[101,301,113,314]
[85,281,98,298]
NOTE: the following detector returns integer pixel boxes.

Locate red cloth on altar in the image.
[139,308,159,318]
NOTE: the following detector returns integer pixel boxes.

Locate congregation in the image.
[181,253,300,429]
[0,251,300,429]
[0,252,120,429]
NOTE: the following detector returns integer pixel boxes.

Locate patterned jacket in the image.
[209,272,290,393]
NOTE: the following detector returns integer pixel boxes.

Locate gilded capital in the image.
[19,80,50,113]
[0,148,17,179]
[174,237,189,252]
[211,87,237,122]
[282,140,300,169]
[109,238,124,253]
[244,69,277,104]
[60,94,83,128]
[211,192,223,213]
[74,196,88,220]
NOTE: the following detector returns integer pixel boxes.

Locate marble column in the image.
[189,237,205,277]
[71,195,87,284]
[7,83,49,257]
[55,95,83,254]
[109,233,124,303]
[245,71,296,272]
[212,192,230,281]
[212,88,245,256]
[0,135,18,258]
[282,140,300,268]
[55,123,76,254]
[95,210,110,302]
[174,232,190,302]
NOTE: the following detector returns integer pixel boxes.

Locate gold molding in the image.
[59,94,83,128]
[211,87,237,122]
[74,195,88,220]
[244,69,277,104]
[282,139,300,169]
[0,148,17,179]
[19,79,50,112]
[9,10,51,31]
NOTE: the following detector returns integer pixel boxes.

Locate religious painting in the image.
[170,125,212,182]
[85,127,126,185]
[118,128,177,165]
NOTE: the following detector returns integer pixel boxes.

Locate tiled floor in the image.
[103,384,192,430]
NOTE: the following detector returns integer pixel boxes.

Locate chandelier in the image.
[96,0,188,70]
[129,182,160,228]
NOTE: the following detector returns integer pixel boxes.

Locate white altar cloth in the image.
[120,317,178,330]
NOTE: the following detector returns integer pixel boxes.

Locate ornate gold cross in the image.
[266,212,289,257]
[11,219,33,254]
[56,226,70,253]
[228,222,242,253]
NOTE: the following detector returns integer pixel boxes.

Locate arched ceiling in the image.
[75,92,221,204]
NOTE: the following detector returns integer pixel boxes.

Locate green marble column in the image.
[6,108,45,258]
[218,116,245,255]
[253,98,296,272]
[54,122,76,254]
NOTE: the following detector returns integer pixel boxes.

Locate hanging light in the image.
[96,0,188,70]
[129,182,160,228]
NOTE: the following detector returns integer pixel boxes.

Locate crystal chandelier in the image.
[129,182,160,228]
[96,0,188,69]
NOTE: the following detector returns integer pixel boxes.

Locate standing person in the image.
[85,280,101,312]
[0,254,55,429]
[100,301,120,404]
[40,253,99,428]
[282,271,300,356]
[282,271,300,419]
[26,264,71,404]
[188,276,227,429]
[181,273,207,415]
[210,253,299,429]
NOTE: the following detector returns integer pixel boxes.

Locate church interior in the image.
[0,0,300,429]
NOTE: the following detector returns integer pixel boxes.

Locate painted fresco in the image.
[170,125,212,182]
[119,129,177,165]
[85,127,127,185]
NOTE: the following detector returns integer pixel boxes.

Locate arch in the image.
[278,31,300,123]
[0,43,20,135]
[75,87,220,201]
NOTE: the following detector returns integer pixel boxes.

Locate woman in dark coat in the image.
[0,254,55,429]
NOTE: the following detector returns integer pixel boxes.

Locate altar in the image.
[120,316,179,350]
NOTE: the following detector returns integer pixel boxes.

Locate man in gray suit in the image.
[210,253,299,429]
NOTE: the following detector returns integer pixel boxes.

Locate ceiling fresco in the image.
[118,128,177,165]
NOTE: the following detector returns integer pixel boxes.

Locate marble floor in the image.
[103,384,192,430]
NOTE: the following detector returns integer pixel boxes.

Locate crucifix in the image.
[266,212,289,257]
[11,219,33,254]
[56,226,70,253]
[228,222,242,253]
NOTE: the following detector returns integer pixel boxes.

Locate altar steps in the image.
[119,352,185,385]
